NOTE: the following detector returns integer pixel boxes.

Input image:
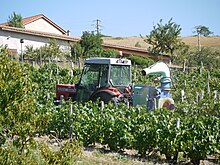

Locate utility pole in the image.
[20,39,24,62]
[197,32,201,51]
[94,19,102,35]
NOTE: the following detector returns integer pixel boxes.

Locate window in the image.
[110,65,130,86]
[99,65,108,87]
[80,64,100,88]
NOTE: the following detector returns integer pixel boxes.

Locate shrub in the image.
[128,55,154,66]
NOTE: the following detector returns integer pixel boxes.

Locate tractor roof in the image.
[85,57,131,66]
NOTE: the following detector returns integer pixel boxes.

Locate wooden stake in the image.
[60,95,64,104]
[176,118,180,129]
[181,90,184,102]
[101,101,104,110]
[214,90,217,100]
[70,104,73,139]
[134,64,137,80]
[196,92,199,102]
[200,90,204,100]
[50,70,53,80]
[70,70,73,77]
[207,81,210,94]
[71,61,74,69]
[183,60,186,72]
[78,57,81,69]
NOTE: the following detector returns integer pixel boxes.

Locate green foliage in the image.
[38,139,82,164]
[156,110,181,162]
[128,56,154,65]
[23,39,68,63]
[144,18,184,57]
[187,47,220,69]
[102,49,118,58]
[41,39,65,62]
[31,63,80,136]
[70,42,84,60]
[79,31,103,57]
[194,25,213,37]
[0,51,39,152]
[7,12,24,28]
[100,104,134,151]
[0,45,8,53]
[0,139,82,165]
[71,31,118,58]
[132,108,159,156]
[181,115,219,165]
[172,42,189,65]
[24,45,39,61]
[1,42,220,164]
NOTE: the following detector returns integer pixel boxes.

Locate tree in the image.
[187,47,220,69]
[69,42,84,61]
[23,39,66,64]
[79,31,103,57]
[41,39,63,62]
[24,45,39,61]
[143,18,184,58]
[78,31,119,58]
[194,25,213,51]
[0,49,42,152]
[102,49,118,58]
[7,12,24,28]
[169,42,189,65]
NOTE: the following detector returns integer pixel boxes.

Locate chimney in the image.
[67,30,70,36]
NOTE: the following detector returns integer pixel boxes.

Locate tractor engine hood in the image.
[56,84,77,100]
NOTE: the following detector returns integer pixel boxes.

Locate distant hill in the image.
[102,36,220,50]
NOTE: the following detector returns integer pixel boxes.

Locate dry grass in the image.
[103,36,151,48]
[75,147,218,165]
[103,36,220,50]
[76,147,162,165]
[181,36,220,47]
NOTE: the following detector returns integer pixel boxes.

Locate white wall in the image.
[25,18,64,35]
[0,30,71,55]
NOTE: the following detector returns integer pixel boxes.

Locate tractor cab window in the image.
[80,64,100,88]
[77,64,100,102]
[110,65,130,86]
[99,65,108,87]
[80,64,108,88]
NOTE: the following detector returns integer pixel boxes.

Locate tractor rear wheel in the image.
[92,92,118,106]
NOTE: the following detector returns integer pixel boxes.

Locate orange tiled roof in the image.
[0,14,67,34]
[21,14,44,25]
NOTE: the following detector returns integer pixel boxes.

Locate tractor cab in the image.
[76,58,131,103]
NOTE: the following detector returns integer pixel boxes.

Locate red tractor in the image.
[55,57,174,111]
[55,57,132,105]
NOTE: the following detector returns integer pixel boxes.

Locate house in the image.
[0,14,79,57]
[0,14,171,63]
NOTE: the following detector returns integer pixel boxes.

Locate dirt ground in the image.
[35,136,219,165]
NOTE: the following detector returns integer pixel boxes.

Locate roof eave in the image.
[0,25,79,42]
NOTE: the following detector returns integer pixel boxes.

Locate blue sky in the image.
[1,0,220,37]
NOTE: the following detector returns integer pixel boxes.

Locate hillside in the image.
[103,36,220,50]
